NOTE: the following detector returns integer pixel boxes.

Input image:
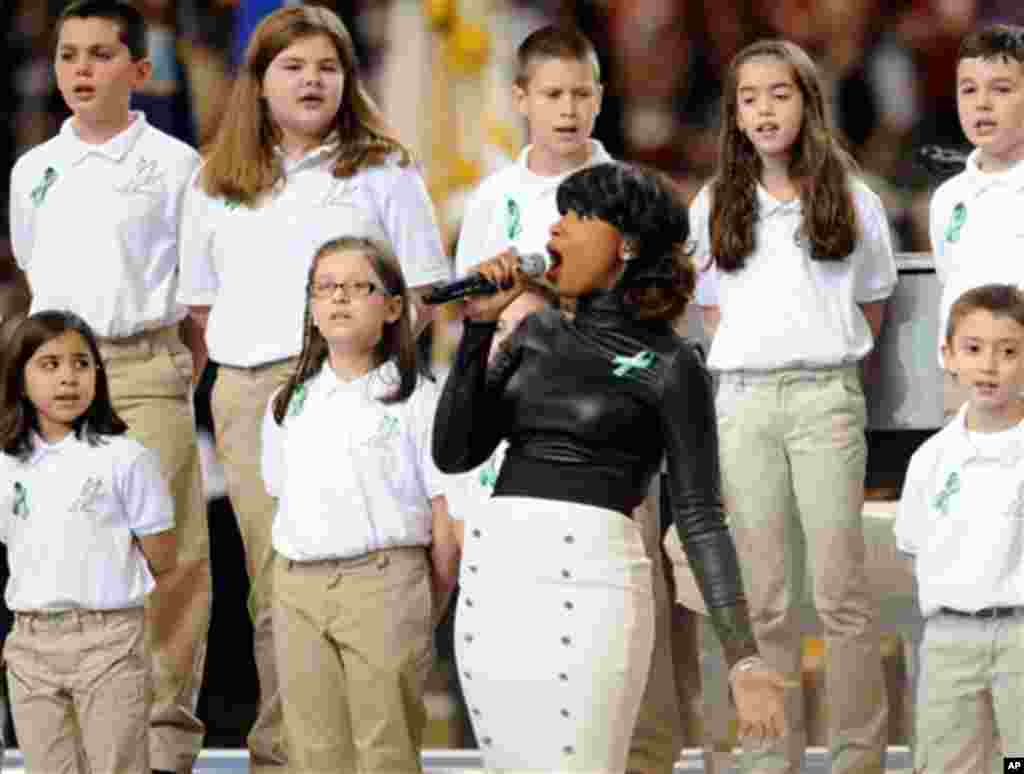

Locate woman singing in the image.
[433,162,788,772]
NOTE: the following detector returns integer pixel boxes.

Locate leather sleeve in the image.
[432,320,516,474]
[659,345,758,665]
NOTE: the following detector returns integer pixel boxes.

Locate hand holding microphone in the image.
[426,249,552,322]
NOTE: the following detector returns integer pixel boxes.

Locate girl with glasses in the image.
[261,236,459,772]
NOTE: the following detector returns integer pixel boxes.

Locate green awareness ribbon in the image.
[945,202,967,244]
[505,196,522,240]
[287,384,307,418]
[12,482,28,518]
[478,455,498,490]
[30,167,58,207]
[612,350,656,378]
[932,471,960,515]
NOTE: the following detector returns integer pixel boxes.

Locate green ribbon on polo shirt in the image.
[287,384,308,418]
[12,482,28,518]
[30,167,58,207]
[505,196,522,240]
[945,202,967,244]
[932,471,960,515]
[612,350,656,378]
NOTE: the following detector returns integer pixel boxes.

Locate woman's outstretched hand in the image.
[729,659,795,743]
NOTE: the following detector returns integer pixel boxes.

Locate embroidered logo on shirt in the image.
[12,482,29,519]
[318,178,359,208]
[932,471,961,515]
[505,196,522,240]
[478,455,499,490]
[115,157,165,196]
[364,414,401,449]
[286,384,308,418]
[945,202,967,244]
[30,167,58,206]
[612,350,656,378]
[70,477,104,514]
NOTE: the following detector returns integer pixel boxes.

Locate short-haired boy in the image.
[454,25,613,275]
[8,2,209,771]
[896,283,1024,773]
[930,24,1024,415]
[453,24,695,773]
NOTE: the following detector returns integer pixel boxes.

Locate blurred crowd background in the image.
[2,0,1024,751]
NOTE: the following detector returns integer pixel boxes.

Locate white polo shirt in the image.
[691,180,897,371]
[455,140,614,276]
[9,113,199,338]
[261,362,447,561]
[930,153,1024,352]
[177,149,451,367]
[894,404,1024,617]
[0,433,174,612]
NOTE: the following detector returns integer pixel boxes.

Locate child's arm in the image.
[123,448,178,581]
[181,307,209,384]
[138,530,178,579]
[428,494,460,625]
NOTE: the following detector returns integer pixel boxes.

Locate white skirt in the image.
[455,497,655,773]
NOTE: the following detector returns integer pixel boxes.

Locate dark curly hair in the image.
[556,162,694,321]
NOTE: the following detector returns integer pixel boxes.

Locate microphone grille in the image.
[518,251,551,277]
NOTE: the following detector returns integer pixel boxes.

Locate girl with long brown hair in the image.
[690,39,897,774]
[176,7,449,768]
[261,237,457,771]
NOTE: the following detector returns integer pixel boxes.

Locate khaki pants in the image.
[273,547,435,773]
[915,612,1024,774]
[211,360,298,768]
[716,367,888,774]
[100,326,211,773]
[5,608,150,774]
[628,489,700,774]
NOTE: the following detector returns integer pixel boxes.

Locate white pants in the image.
[456,497,655,772]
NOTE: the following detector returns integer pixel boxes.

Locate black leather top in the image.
[433,290,750,612]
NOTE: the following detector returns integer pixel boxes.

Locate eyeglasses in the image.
[310,280,384,300]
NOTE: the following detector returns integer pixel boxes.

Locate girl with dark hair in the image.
[0,309,177,773]
[433,161,787,772]
[261,237,458,772]
[691,39,897,774]
[177,6,450,763]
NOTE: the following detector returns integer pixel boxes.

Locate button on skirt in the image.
[456,496,655,772]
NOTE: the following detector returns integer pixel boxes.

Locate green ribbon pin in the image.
[12,482,28,518]
[287,384,307,418]
[505,196,522,240]
[478,455,498,490]
[945,202,967,244]
[379,415,400,439]
[612,350,656,378]
[932,471,960,515]
[30,167,58,207]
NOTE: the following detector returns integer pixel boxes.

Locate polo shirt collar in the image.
[515,140,614,191]
[311,359,400,399]
[24,430,80,466]
[962,149,1024,196]
[58,111,148,166]
[756,184,802,219]
[276,131,340,173]
[947,403,1024,469]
